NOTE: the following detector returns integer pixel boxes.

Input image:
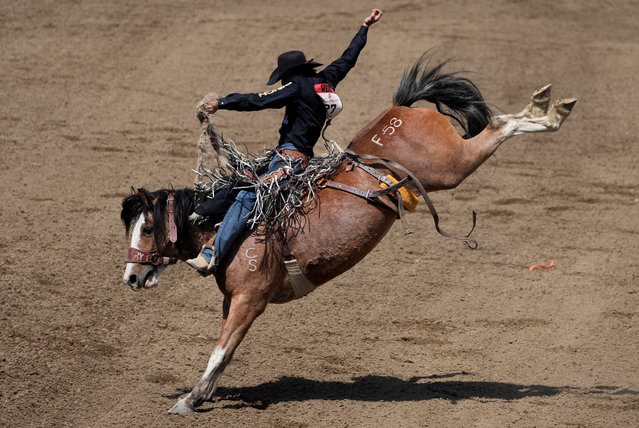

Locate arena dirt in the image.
[1,1,637,426]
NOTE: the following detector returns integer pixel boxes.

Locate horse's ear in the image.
[137,188,156,209]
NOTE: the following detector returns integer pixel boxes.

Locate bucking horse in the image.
[120,56,575,413]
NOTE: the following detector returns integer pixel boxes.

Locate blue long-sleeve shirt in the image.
[217,25,369,156]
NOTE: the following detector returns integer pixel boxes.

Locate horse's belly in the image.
[288,185,396,286]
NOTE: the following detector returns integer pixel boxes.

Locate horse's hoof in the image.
[168,398,195,414]
[554,98,577,115]
[532,83,552,101]
[528,84,552,117]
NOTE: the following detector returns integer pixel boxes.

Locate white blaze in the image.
[123,214,146,285]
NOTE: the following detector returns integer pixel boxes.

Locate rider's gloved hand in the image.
[196,93,219,122]
[363,9,382,27]
[205,99,219,115]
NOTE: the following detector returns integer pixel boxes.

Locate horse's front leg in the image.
[168,291,269,413]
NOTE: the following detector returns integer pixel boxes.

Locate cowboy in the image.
[187,8,383,274]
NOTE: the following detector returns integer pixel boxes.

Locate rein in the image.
[126,193,179,265]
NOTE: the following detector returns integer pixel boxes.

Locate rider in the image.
[187,9,383,274]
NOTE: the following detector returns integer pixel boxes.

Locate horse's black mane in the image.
[393,53,493,138]
[121,188,195,252]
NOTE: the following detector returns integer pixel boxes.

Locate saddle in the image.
[192,146,311,225]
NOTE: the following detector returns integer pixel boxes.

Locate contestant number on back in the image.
[314,83,343,121]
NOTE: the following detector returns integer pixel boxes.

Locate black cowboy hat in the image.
[267,50,322,85]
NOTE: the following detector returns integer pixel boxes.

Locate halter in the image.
[126,193,179,266]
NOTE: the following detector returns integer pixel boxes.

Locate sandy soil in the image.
[1,0,638,426]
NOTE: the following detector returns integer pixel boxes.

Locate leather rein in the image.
[126,193,179,266]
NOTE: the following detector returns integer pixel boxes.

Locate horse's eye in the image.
[142,226,153,236]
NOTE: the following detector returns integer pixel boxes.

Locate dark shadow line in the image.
[163,373,638,412]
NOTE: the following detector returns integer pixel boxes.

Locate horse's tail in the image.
[393,53,492,138]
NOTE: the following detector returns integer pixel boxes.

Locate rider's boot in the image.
[186,238,216,276]
[188,212,204,223]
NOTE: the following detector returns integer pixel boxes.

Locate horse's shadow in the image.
[165,372,577,411]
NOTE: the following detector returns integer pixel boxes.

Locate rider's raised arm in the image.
[318,9,382,87]
[318,26,368,88]
[218,81,300,112]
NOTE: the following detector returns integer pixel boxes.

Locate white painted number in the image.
[370,117,402,147]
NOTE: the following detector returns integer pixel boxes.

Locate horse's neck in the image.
[181,225,216,260]
[170,189,216,260]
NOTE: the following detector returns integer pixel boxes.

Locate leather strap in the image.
[322,177,414,235]
[166,194,178,244]
[323,176,409,200]
[394,188,412,235]
[126,247,178,265]
[351,160,396,187]
[345,149,478,248]
[338,159,414,234]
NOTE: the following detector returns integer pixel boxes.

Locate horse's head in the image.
[121,188,193,290]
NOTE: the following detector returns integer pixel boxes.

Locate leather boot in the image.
[186,244,216,276]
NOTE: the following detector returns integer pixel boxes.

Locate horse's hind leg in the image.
[448,86,576,187]
[491,84,577,136]
[168,291,269,413]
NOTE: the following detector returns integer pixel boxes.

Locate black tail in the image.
[393,54,492,138]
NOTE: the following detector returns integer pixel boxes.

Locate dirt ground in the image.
[1,0,638,426]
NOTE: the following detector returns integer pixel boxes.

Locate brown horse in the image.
[121,57,575,413]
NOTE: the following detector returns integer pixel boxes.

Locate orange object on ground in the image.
[529,259,555,271]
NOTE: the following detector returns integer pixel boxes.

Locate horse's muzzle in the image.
[123,273,142,291]
[123,266,159,290]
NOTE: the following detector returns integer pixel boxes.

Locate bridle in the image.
[126,193,179,266]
